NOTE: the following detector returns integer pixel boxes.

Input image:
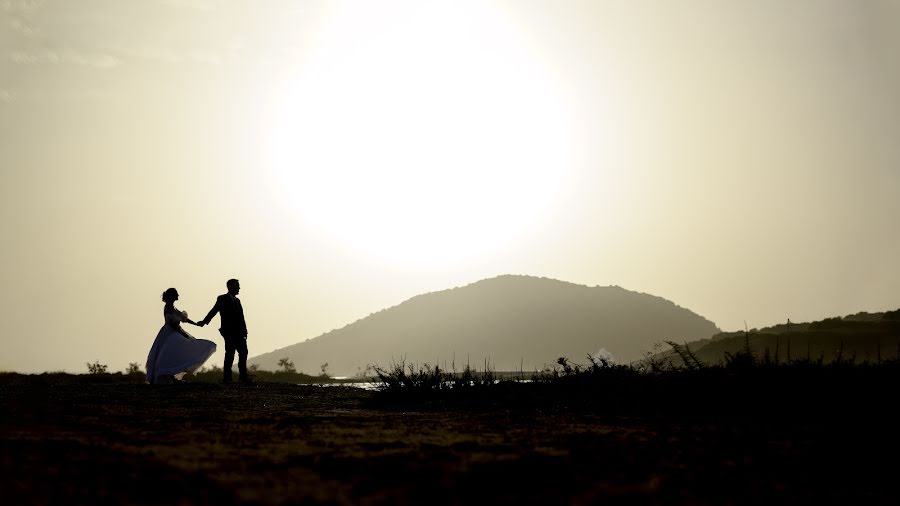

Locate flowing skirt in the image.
[146,325,216,384]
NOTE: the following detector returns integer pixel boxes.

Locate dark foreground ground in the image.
[3,378,899,505]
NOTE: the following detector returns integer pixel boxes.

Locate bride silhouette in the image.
[146,288,217,384]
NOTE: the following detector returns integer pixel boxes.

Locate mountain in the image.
[249,275,720,376]
[655,309,900,367]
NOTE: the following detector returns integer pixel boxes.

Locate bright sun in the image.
[265,1,572,266]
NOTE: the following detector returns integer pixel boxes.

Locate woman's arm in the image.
[178,310,199,335]
[176,310,196,325]
[166,310,195,339]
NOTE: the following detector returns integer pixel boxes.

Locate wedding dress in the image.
[146,309,216,384]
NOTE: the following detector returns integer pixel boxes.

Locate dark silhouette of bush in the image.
[277,357,296,373]
[87,361,108,375]
[666,341,705,370]
[369,345,900,418]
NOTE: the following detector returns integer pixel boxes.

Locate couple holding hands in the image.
[146,279,250,384]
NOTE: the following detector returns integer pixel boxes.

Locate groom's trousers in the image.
[223,334,248,382]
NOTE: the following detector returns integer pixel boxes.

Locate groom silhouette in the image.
[199,279,249,383]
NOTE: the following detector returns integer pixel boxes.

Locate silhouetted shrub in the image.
[277,357,296,373]
[87,361,108,375]
[665,341,705,370]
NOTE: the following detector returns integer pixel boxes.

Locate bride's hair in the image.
[161,288,178,303]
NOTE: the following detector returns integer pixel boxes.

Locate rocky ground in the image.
[2,378,898,505]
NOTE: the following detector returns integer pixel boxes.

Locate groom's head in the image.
[227,279,240,295]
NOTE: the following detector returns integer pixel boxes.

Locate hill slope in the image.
[249,275,719,376]
[655,309,900,367]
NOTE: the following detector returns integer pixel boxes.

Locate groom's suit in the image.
[203,294,248,382]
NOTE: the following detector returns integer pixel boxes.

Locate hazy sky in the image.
[2,0,899,373]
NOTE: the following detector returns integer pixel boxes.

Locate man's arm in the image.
[200,297,221,326]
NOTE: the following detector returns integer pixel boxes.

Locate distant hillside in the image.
[250,275,719,376]
[656,309,900,367]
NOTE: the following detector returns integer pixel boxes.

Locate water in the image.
[306,379,534,390]
[302,381,381,390]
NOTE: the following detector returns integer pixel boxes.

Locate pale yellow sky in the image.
[1,0,898,373]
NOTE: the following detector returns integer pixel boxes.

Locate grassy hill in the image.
[653,309,900,367]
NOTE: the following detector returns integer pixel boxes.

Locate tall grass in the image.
[371,357,498,396]
[369,343,900,415]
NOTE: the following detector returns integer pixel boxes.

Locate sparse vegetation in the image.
[86,361,108,375]
[370,358,498,398]
[665,341,705,370]
[4,309,899,506]
[5,375,900,505]
[369,340,900,415]
[277,357,296,373]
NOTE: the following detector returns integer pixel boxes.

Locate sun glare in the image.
[265,1,573,266]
